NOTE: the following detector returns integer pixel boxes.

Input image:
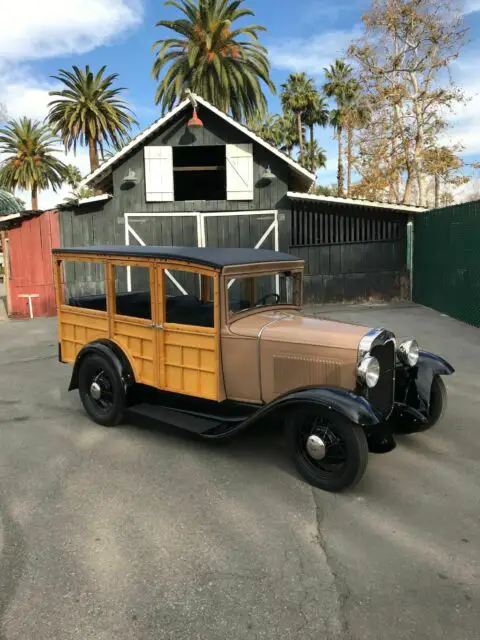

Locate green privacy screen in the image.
[413,200,480,327]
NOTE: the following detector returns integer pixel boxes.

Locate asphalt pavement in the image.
[0,304,479,639]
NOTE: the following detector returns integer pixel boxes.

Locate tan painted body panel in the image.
[222,310,369,404]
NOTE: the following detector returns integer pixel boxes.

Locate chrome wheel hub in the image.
[90,381,102,400]
[306,434,326,461]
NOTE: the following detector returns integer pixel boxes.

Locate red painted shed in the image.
[0,210,60,318]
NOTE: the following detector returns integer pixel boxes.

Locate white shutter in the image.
[144,146,174,202]
[226,143,254,200]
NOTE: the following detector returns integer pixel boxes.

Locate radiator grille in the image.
[368,341,395,415]
[273,354,341,395]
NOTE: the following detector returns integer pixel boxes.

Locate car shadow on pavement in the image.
[124,410,298,481]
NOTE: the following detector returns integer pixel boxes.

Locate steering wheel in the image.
[255,292,280,306]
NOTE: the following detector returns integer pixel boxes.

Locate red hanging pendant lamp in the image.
[187,108,203,128]
[185,89,204,128]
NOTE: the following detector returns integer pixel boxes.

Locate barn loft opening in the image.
[173,145,226,201]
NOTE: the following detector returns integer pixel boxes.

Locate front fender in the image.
[68,340,135,392]
[246,386,380,428]
[395,350,454,414]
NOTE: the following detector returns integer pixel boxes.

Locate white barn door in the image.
[226,143,253,200]
[144,146,174,202]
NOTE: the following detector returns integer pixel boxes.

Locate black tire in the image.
[285,407,369,492]
[417,375,447,432]
[78,354,125,426]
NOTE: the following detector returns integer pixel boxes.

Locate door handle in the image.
[148,323,163,329]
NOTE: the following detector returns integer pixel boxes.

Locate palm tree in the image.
[152,0,275,122]
[280,73,317,166]
[0,118,66,209]
[279,112,303,158]
[300,140,327,173]
[248,113,283,147]
[343,94,369,196]
[48,65,137,173]
[101,133,136,161]
[0,188,24,214]
[303,94,329,172]
[323,60,356,197]
[63,164,82,190]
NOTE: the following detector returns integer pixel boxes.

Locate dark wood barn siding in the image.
[289,201,409,304]
[111,109,289,215]
[61,108,291,260]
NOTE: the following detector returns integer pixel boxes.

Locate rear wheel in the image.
[285,407,368,492]
[78,354,125,426]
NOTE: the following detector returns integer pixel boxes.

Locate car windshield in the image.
[227,271,302,315]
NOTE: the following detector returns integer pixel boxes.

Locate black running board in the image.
[128,403,224,434]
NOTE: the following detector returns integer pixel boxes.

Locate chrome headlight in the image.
[397,339,419,367]
[357,355,380,388]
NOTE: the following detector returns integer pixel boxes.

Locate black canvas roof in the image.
[53,245,303,268]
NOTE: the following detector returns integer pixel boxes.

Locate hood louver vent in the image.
[273,354,341,395]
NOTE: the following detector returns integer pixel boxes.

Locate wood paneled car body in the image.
[53,246,454,492]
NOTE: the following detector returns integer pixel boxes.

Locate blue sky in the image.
[1,0,480,207]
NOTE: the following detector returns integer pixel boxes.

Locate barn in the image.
[60,94,424,303]
[0,209,60,318]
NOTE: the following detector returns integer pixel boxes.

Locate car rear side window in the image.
[113,265,152,320]
[62,260,107,312]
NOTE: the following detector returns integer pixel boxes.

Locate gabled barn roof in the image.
[80,94,316,190]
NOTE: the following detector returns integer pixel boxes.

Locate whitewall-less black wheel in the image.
[285,407,369,492]
[78,354,126,426]
[417,375,447,432]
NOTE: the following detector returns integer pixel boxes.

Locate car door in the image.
[158,263,221,401]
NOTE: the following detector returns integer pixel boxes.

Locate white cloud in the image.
[0,0,144,209]
[0,0,143,60]
[440,57,480,155]
[0,62,56,121]
[268,28,361,76]
[463,0,480,14]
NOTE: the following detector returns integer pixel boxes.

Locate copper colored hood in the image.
[230,311,370,351]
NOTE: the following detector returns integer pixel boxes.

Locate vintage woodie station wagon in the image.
[53,245,454,492]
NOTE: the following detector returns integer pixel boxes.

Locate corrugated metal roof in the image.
[287,191,427,213]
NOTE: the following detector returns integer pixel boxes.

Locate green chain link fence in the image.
[413,200,480,327]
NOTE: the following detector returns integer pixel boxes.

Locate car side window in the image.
[62,260,107,312]
[228,272,300,315]
[164,269,214,328]
[113,265,152,320]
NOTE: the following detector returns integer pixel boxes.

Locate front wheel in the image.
[417,375,447,432]
[78,354,126,426]
[285,408,368,492]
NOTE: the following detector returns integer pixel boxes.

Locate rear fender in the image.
[395,350,454,414]
[68,340,135,392]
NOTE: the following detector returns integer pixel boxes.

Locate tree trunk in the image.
[337,125,344,197]
[347,127,353,196]
[88,136,99,172]
[309,123,315,172]
[434,174,440,208]
[297,112,304,166]
[403,163,414,205]
[31,184,38,210]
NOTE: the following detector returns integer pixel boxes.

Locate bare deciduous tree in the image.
[348,0,467,206]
